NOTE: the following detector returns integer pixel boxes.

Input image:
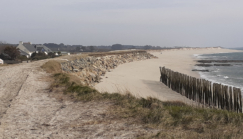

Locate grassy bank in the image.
[42,60,243,139]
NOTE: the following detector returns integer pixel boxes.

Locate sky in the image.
[1,0,243,47]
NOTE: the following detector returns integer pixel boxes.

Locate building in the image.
[17,41,36,57]
[17,41,52,57]
[35,45,52,54]
[19,49,31,58]
[0,58,3,64]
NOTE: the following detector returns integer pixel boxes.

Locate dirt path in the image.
[0,60,156,139]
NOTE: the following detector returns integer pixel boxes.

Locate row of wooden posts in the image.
[160,67,242,113]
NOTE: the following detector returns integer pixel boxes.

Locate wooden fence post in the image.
[159,67,242,112]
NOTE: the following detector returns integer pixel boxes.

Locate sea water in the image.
[194,52,243,91]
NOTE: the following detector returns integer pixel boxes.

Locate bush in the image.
[17,55,28,61]
[31,52,49,60]
[41,61,62,73]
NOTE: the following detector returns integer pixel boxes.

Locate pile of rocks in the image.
[61,52,157,86]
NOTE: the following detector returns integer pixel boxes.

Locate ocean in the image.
[194,52,243,91]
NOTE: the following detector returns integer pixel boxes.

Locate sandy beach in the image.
[95,48,240,103]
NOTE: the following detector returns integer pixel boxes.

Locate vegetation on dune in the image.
[42,60,243,138]
[31,52,59,60]
[51,72,243,138]
[41,60,62,73]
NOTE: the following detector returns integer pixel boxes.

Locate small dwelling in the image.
[0,59,3,64]
[35,45,52,55]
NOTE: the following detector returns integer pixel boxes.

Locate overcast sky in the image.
[1,0,243,47]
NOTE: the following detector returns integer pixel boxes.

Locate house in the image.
[35,45,52,54]
[0,58,3,64]
[17,41,52,57]
[19,49,31,58]
[17,41,36,57]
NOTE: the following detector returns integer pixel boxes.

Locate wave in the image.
[193,54,208,59]
[199,72,243,92]
[197,52,243,93]
[212,69,220,72]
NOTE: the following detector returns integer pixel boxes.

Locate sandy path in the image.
[95,48,240,103]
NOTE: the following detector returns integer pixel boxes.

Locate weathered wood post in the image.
[224,86,229,111]
[219,84,222,109]
[229,86,233,111]
[239,88,242,113]
[209,81,212,106]
[160,67,162,82]
[159,67,242,112]
[213,83,216,107]
[233,87,237,112]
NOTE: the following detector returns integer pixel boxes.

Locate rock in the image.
[195,64,212,67]
[198,60,243,63]
[61,52,157,86]
[73,69,79,72]
[214,64,231,66]
[192,69,209,72]
[89,72,96,78]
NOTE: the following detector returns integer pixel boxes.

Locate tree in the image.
[59,43,65,46]
[0,45,8,53]
[76,46,80,51]
[86,46,96,52]
[89,46,95,52]
[81,46,86,51]
[3,46,20,60]
[48,52,56,58]
[144,45,152,50]
[111,44,123,50]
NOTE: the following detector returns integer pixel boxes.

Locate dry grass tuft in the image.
[60,54,88,61]
[41,60,62,73]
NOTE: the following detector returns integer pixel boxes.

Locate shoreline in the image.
[195,51,243,91]
[95,48,241,103]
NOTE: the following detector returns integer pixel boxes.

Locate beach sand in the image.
[95,48,240,103]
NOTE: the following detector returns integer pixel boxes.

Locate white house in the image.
[0,59,3,64]
[17,41,36,57]
[17,41,52,57]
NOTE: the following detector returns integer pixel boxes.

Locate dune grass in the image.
[41,60,62,73]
